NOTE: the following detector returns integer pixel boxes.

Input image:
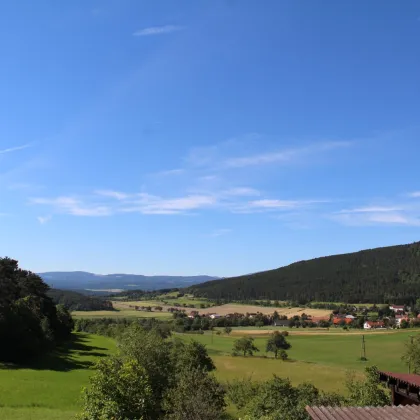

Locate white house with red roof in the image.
[389,304,405,313]
[364,320,385,329]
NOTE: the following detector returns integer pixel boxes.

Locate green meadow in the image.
[0,334,115,420]
[0,329,415,419]
[177,329,415,393]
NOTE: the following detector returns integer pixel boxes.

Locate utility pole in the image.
[361,335,366,360]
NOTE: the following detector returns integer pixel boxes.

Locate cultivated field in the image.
[72,300,173,319]
[197,304,331,317]
[73,301,332,319]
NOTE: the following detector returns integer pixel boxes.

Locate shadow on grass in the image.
[1,334,109,372]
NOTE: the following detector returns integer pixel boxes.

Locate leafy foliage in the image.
[233,337,260,357]
[227,376,344,420]
[266,331,291,359]
[79,324,226,419]
[78,357,152,420]
[401,334,420,374]
[189,242,420,303]
[163,368,226,420]
[0,257,73,363]
[345,366,391,406]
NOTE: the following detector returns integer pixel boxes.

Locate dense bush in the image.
[78,324,226,420]
[0,257,73,363]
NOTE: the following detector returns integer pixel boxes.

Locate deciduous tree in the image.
[233,337,259,357]
[266,331,291,359]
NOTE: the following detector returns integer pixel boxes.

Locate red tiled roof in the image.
[306,405,420,420]
[333,317,352,324]
[364,321,385,328]
[380,371,420,388]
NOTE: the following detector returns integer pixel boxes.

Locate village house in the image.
[395,314,410,327]
[273,319,289,327]
[389,304,405,314]
[188,310,199,319]
[333,316,353,326]
[364,320,385,329]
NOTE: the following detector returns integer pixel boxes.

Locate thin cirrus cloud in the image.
[333,211,420,226]
[209,229,232,237]
[223,141,351,168]
[338,206,404,214]
[333,201,420,227]
[32,188,327,218]
[133,25,183,36]
[409,191,420,198]
[37,215,52,225]
[0,144,31,155]
[31,197,111,217]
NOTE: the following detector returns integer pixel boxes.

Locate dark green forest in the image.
[0,257,73,363]
[47,288,114,311]
[189,242,420,304]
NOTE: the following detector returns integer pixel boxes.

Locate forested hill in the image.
[47,289,114,311]
[189,242,420,304]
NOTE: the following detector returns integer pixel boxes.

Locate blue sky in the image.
[1,1,420,277]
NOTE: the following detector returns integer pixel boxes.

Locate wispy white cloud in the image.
[209,228,232,237]
[32,197,111,217]
[248,199,301,209]
[32,187,328,219]
[37,215,52,225]
[339,206,403,214]
[121,194,217,215]
[133,25,183,37]
[95,190,130,200]
[0,144,31,155]
[152,168,185,177]
[408,191,420,198]
[224,141,351,168]
[222,187,260,197]
[333,211,420,227]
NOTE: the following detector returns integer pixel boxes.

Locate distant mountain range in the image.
[39,271,219,293]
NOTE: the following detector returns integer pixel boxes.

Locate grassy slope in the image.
[0,334,115,420]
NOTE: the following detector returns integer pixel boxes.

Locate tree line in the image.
[189,241,420,304]
[0,257,73,363]
[48,288,114,311]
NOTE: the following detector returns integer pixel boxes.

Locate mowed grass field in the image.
[177,329,417,393]
[0,334,115,420]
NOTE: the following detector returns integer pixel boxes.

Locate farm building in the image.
[306,405,420,419]
[363,320,385,329]
[389,305,405,313]
[273,319,289,327]
[379,371,420,405]
[307,370,420,418]
[333,317,353,325]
